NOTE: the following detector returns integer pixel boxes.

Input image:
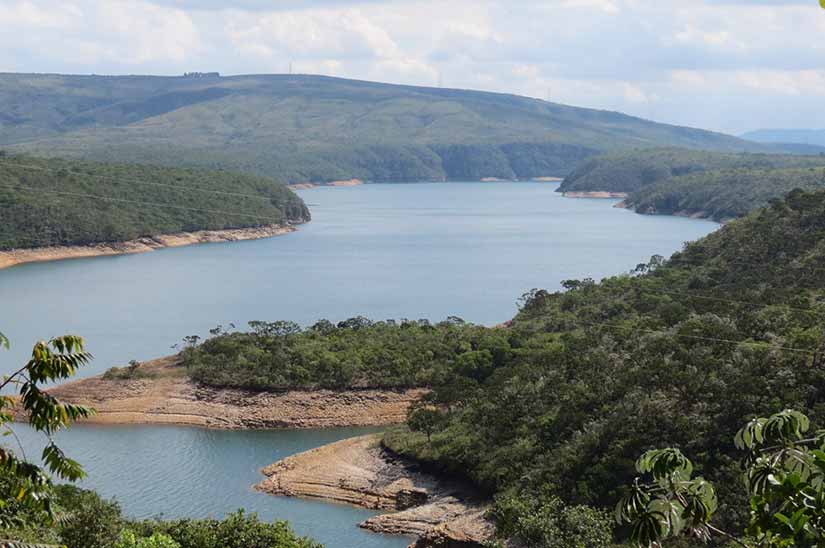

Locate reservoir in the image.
[1,182,718,547]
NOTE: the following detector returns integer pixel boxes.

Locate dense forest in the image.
[0,154,309,250]
[175,189,825,546]
[0,73,809,183]
[558,148,825,221]
[625,165,825,220]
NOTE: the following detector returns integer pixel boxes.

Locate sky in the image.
[0,0,823,135]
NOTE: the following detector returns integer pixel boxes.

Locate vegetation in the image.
[0,154,308,250]
[180,317,501,390]
[0,331,94,536]
[558,147,825,195]
[0,74,801,183]
[558,148,825,221]
[180,188,825,546]
[618,410,825,547]
[625,166,825,220]
[1,485,321,548]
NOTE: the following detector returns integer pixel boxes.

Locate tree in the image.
[0,330,95,540]
[407,406,442,442]
[616,409,825,547]
[115,530,180,548]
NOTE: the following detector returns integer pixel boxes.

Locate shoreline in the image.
[255,434,495,547]
[40,356,426,430]
[0,224,296,271]
[289,176,563,190]
[562,190,628,199]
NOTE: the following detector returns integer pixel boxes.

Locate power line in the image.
[632,287,825,315]
[0,161,279,202]
[0,184,283,222]
[579,319,817,356]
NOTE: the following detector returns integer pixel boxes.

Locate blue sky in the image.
[1,0,823,134]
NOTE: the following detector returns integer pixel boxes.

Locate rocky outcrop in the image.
[45,356,426,429]
[0,225,296,270]
[255,435,495,548]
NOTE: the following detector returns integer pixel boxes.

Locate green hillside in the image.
[0,73,797,183]
[625,165,825,220]
[557,147,825,220]
[0,154,309,250]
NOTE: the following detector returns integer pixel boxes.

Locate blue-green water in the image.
[1,183,718,547]
[13,423,409,547]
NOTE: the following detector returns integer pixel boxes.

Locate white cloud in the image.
[1,0,825,133]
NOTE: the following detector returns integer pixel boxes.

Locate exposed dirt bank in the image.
[532,176,564,182]
[44,356,426,429]
[256,434,495,547]
[562,191,628,199]
[0,225,295,271]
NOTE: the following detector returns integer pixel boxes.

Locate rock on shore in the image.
[255,435,495,547]
[45,356,427,429]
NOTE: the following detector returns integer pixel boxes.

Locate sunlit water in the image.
[1,182,718,547]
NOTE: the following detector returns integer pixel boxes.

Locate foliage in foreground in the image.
[1,484,321,548]
[0,331,94,534]
[618,410,825,547]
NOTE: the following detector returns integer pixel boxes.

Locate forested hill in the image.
[0,73,798,183]
[0,154,309,250]
[170,188,825,544]
[558,147,825,220]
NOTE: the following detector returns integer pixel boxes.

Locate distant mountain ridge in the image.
[742,128,825,148]
[0,73,802,183]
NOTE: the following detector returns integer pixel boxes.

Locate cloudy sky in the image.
[1,0,823,135]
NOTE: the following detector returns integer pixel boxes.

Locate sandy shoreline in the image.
[256,434,495,547]
[42,356,427,429]
[562,190,628,199]
[0,225,296,271]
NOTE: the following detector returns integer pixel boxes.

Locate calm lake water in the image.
[1,182,718,547]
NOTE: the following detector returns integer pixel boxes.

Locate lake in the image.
[1,182,718,547]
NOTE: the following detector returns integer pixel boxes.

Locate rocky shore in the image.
[45,356,426,429]
[255,434,496,547]
[0,225,295,270]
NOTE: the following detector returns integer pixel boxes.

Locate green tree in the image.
[115,531,180,548]
[53,485,123,548]
[0,330,94,539]
[407,406,443,443]
[616,409,825,547]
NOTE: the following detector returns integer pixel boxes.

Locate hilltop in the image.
[742,128,825,148]
[0,73,795,183]
[0,154,308,252]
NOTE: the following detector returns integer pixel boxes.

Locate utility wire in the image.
[578,319,817,355]
[0,184,283,222]
[0,161,280,202]
[630,287,825,315]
